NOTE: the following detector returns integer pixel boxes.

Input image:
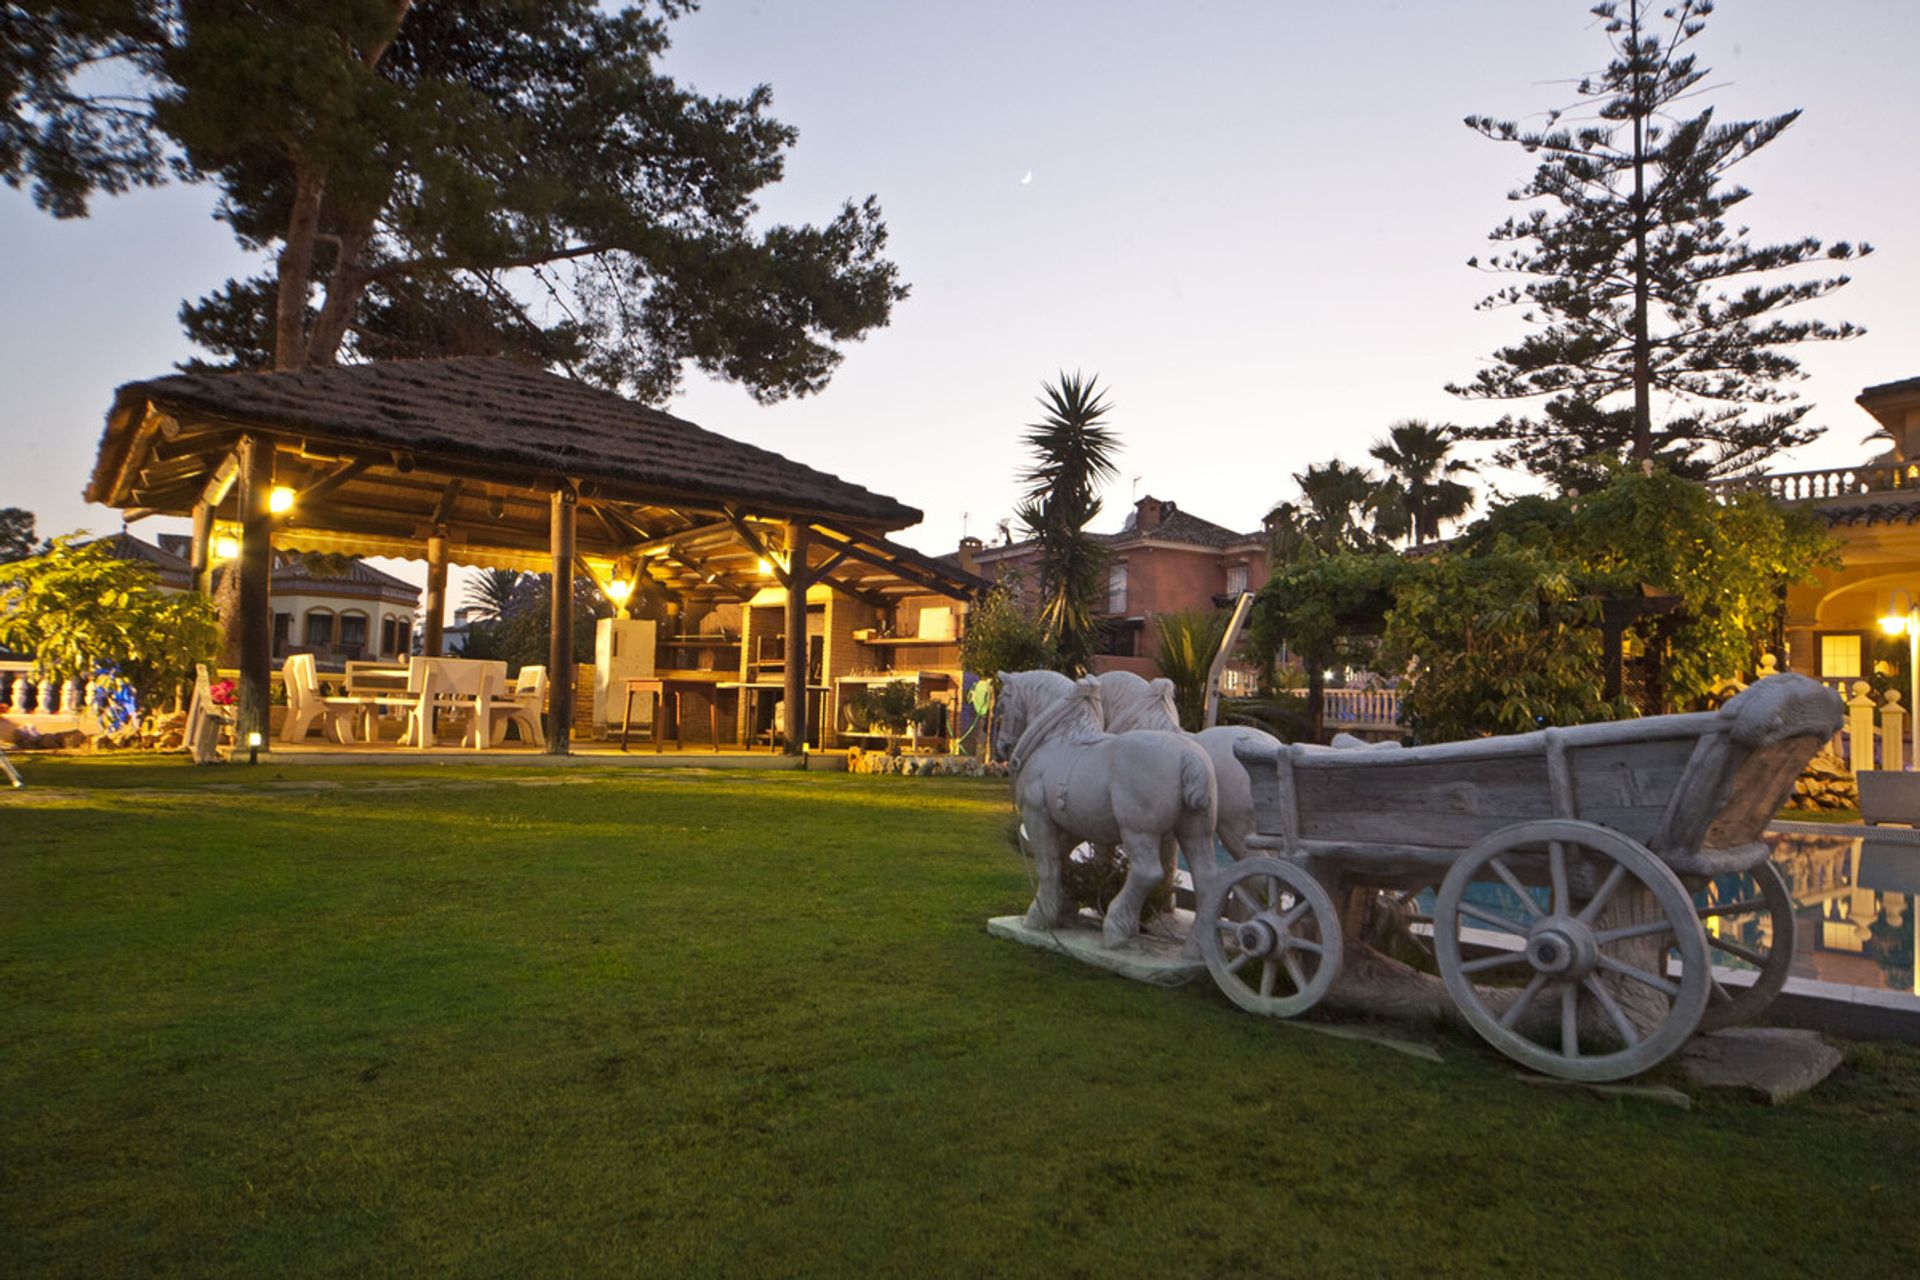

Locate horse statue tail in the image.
[1181,742,1214,813]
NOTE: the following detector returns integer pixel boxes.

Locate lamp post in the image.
[1879,591,1918,771]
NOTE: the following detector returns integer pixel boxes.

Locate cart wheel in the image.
[1195,856,1341,1019]
[1693,860,1795,1034]
[1434,820,1710,1083]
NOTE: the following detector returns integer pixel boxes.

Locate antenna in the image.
[961,511,970,539]
[1131,475,1142,500]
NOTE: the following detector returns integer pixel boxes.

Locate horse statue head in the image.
[998,671,1104,774]
[1098,670,1179,733]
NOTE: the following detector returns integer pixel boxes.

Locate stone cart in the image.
[1211,674,1843,1081]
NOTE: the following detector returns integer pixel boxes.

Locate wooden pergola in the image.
[85,357,987,754]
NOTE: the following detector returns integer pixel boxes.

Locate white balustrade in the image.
[1881,689,1905,774]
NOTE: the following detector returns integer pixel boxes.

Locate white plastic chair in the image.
[483,665,547,747]
[184,663,236,763]
[280,654,359,744]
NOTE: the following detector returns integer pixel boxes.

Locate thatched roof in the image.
[84,357,987,603]
[89,357,917,527]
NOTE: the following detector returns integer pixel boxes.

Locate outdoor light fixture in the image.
[246,730,262,766]
[268,485,295,514]
[757,556,774,576]
[213,534,241,560]
[1880,589,1918,769]
[604,579,633,606]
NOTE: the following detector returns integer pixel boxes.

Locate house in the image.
[1737,376,1920,688]
[110,531,424,667]
[957,495,1270,683]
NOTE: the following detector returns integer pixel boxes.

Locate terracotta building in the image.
[956,495,1269,680]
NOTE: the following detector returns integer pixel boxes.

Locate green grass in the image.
[3,756,1917,1278]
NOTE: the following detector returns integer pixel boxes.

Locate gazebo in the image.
[84,357,986,753]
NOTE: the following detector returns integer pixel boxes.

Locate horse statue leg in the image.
[1105,827,1168,949]
[1021,813,1075,930]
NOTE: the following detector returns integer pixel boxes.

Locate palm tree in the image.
[1368,420,1477,547]
[464,568,523,620]
[1278,460,1392,557]
[1016,372,1120,675]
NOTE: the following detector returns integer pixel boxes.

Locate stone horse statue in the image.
[1003,668,1274,861]
[995,672,1219,949]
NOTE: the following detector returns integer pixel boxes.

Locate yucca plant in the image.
[1153,607,1231,730]
[1016,372,1120,675]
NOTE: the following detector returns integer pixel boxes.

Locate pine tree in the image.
[5,2,904,402]
[1015,373,1119,676]
[1448,0,1869,488]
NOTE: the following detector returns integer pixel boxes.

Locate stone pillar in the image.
[423,533,448,657]
[546,488,577,756]
[1847,680,1877,772]
[235,435,273,753]
[1882,690,1906,773]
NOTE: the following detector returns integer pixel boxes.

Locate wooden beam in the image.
[200,452,240,509]
[807,528,959,597]
[626,517,734,558]
[423,534,449,657]
[724,509,787,585]
[547,489,578,756]
[297,456,371,506]
[651,543,756,600]
[428,477,464,530]
[190,501,214,597]
[235,436,274,753]
[783,520,811,755]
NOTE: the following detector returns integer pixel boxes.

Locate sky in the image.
[3,0,1916,603]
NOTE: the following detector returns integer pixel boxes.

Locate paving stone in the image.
[1677,1027,1843,1103]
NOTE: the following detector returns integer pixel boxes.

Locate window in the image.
[1107,562,1128,614]
[273,612,292,654]
[305,610,335,647]
[339,612,367,653]
[1225,563,1249,596]
[1817,632,1865,680]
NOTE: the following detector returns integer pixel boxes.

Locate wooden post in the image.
[189,500,214,597]
[547,488,577,755]
[423,534,448,657]
[235,436,273,753]
[783,520,810,755]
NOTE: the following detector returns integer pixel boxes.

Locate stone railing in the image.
[1712,462,1920,504]
[1,660,102,722]
[1287,685,1403,729]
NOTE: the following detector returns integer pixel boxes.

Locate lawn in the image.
[2,757,1916,1279]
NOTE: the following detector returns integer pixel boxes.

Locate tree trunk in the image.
[1628,0,1653,462]
[274,160,325,371]
[304,223,373,366]
[1307,665,1325,744]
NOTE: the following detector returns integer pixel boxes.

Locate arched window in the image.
[304,609,335,647]
[339,610,368,655]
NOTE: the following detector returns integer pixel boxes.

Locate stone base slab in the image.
[1676,1027,1843,1103]
[986,915,1207,988]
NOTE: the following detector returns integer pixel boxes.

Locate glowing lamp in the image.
[605,579,633,606]
[268,485,295,514]
[213,535,241,560]
[757,556,774,576]
[1882,614,1911,637]
[246,731,262,748]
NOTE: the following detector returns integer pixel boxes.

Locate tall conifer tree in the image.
[1449,0,1868,488]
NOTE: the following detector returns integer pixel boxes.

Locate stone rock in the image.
[1676,1027,1843,1103]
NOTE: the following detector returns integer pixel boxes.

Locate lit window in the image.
[1107,563,1128,614]
[1818,633,1862,679]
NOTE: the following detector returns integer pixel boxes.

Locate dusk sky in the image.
[3,0,1915,596]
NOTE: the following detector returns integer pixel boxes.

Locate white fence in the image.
[1286,685,1404,730]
